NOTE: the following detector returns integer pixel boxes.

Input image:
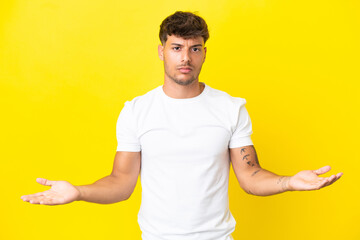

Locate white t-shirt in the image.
[116,83,253,240]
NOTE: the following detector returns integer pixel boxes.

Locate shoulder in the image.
[205,85,247,107]
[123,86,162,111]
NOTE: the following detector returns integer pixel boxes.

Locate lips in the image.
[178,67,192,73]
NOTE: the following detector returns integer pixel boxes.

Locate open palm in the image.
[288,166,343,191]
[21,178,80,205]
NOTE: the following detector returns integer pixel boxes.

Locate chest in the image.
[137,103,232,159]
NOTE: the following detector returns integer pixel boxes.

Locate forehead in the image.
[165,35,204,46]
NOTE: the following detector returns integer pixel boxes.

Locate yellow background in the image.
[1,0,359,239]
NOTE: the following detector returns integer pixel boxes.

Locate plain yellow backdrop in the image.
[1,0,359,239]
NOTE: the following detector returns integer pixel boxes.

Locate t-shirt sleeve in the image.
[229,99,253,148]
[116,101,141,152]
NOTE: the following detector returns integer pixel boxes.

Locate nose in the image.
[181,50,191,63]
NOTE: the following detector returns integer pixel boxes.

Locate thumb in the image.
[313,166,331,175]
[36,178,55,186]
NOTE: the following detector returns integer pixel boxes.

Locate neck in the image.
[163,79,204,99]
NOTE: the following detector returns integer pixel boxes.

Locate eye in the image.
[173,47,181,51]
[192,47,201,52]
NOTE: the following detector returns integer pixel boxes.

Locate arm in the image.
[21,151,141,205]
[230,145,342,196]
[76,151,141,203]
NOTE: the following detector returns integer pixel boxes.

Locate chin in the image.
[173,78,196,86]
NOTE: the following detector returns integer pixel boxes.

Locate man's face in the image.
[158,35,207,86]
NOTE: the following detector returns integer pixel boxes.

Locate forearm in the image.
[242,168,292,196]
[75,174,136,204]
[231,146,342,196]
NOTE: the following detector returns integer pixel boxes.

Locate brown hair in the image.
[159,11,209,45]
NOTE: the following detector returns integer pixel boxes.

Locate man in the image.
[21,11,342,240]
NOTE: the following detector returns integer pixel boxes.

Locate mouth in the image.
[178,67,192,73]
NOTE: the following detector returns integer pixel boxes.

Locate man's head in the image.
[158,11,209,86]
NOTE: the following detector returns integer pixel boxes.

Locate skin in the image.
[230,145,343,196]
[21,35,343,205]
[21,152,140,205]
[158,35,207,99]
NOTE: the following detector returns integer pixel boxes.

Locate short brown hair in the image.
[159,11,209,45]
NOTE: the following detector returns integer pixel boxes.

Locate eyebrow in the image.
[170,43,203,48]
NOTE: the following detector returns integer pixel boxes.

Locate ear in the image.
[158,44,164,61]
[203,47,207,62]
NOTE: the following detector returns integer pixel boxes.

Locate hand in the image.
[21,178,80,205]
[287,166,343,191]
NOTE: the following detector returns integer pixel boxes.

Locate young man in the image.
[21,11,342,240]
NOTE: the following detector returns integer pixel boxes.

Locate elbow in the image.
[122,193,132,201]
[243,186,256,196]
[118,188,136,202]
[245,189,254,195]
[243,187,273,197]
[238,180,252,195]
[240,183,254,195]
[244,188,265,197]
[242,184,268,197]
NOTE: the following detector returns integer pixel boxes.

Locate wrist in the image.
[74,185,84,201]
[284,176,293,192]
[278,176,292,193]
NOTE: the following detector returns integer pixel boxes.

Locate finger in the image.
[28,195,55,205]
[326,173,343,186]
[21,196,31,202]
[336,172,343,178]
[36,178,54,186]
[21,191,48,201]
[312,176,329,188]
[38,196,63,205]
[327,174,337,182]
[316,178,331,189]
[323,175,337,187]
[313,166,331,176]
[23,194,46,202]
[28,195,48,204]
[39,197,56,205]
[320,172,343,188]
